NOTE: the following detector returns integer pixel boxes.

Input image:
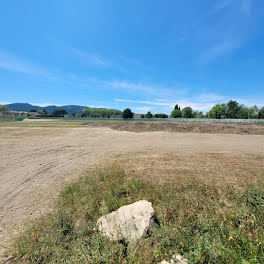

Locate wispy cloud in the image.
[240,0,251,16]
[115,99,175,107]
[115,98,216,112]
[115,92,254,113]
[0,101,11,105]
[133,106,153,112]
[72,48,106,66]
[104,80,188,97]
[29,102,62,107]
[197,93,227,102]
[199,41,239,63]
[209,0,233,15]
[0,50,53,79]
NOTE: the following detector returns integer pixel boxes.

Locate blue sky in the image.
[0,0,264,114]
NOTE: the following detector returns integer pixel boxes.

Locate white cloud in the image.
[115,98,216,112]
[133,106,153,113]
[241,0,251,16]
[200,41,237,64]
[72,48,106,66]
[209,0,233,14]
[197,93,227,102]
[105,80,187,97]
[115,99,175,107]
[29,102,62,107]
[0,50,54,79]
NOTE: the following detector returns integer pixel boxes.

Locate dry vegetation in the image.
[1,120,264,263]
[82,121,264,135]
[6,152,264,263]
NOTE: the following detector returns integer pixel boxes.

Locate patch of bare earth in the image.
[0,120,264,259]
[82,121,264,135]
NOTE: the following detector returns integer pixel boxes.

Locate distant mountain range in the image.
[6,103,89,114]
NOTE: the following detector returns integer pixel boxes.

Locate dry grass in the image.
[6,152,264,263]
[107,152,264,192]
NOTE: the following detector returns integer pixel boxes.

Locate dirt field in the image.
[1,120,264,258]
[82,120,264,135]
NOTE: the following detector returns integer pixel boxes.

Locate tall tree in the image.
[0,105,9,114]
[146,111,153,118]
[258,107,264,119]
[52,109,67,117]
[182,107,193,118]
[207,104,227,119]
[122,108,133,119]
[171,109,182,118]
[226,100,241,119]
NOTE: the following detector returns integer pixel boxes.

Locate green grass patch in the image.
[9,167,264,263]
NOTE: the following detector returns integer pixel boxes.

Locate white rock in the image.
[158,254,188,264]
[97,200,155,242]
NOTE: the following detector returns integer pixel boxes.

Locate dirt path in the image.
[0,123,264,257]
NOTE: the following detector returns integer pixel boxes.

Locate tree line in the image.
[122,100,264,119]
[1,100,264,119]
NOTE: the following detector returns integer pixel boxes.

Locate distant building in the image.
[64,113,74,118]
[133,113,142,118]
[10,111,41,116]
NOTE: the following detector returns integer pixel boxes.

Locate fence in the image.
[62,117,264,123]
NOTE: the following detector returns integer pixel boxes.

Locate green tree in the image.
[226,100,241,119]
[237,105,259,119]
[145,111,153,118]
[30,109,37,112]
[207,104,227,119]
[37,109,47,116]
[249,105,259,119]
[52,109,67,117]
[182,107,193,118]
[82,108,121,118]
[75,113,82,118]
[258,107,264,119]
[122,108,133,119]
[174,104,180,110]
[0,105,9,114]
[171,109,182,118]
[154,113,168,118]
[193,111,204,118]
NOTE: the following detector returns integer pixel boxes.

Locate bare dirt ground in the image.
[0,120,264,259]
[82,121,264,135]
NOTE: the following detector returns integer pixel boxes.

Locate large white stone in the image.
[97,200,155,242]
[158,254,188,264]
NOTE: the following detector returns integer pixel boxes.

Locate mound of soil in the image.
[82,121,264,135]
